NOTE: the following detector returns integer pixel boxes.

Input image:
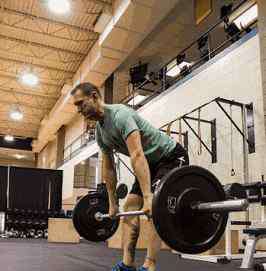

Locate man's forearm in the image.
[131,154,151,197]
[102,153,118,205]
[104,175,117,205]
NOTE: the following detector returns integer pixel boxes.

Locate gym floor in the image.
[0,239,263,271]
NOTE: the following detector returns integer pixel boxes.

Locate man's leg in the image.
[139,144,189,270]
[122,194,143,267]
[142,219,161,271]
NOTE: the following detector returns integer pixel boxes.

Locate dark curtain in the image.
[0,166,7,211]
[9,167,50,210]
[48,170,63,210]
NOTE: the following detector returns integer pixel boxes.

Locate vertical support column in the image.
[56,125,66,168]
[34,153,38,168]
[241,104,249,183]
[242,105,250,223]
[211,119,217,163]
[257,0,266,224]
[258,1,266,116]
[162,66,167,92]
[96,152,103,186]
[104,73,114,104]
[225,214,231,258]
[6,166,10,209]
[183,131,189,152]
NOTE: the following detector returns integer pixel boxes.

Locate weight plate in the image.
[72,192,119,242]
[116,183,128,199]
[152,165,228,254]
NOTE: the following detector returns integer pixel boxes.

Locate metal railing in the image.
[62,130,96,164]
[121,0,258,108]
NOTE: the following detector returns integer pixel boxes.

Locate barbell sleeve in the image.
[95,210,147,221]
[192,199,249,212]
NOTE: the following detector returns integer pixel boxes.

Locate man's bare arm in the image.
[126,130,151,199]
[102,152,118,208]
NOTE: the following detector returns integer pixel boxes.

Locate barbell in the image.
[72,165,249,254]
[94,199,247,222]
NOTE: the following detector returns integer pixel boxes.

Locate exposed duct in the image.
[32,0,180,153]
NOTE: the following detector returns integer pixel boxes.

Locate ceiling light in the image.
[10,107,23,121]
[48,0,71,14]
[4,135,14,142]
[166,61,192,77]
[14,154,25,160]
[233,4,258,29]
[127,94,146,106]
[21,72,39,87]
[166,65,181,77]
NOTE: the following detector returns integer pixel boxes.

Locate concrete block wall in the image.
[0,158,36,168]
[113,69,130,103]
[37,137,57,169]
[59,142,98,200]
[64,115,86,148]
[258,1,266,139]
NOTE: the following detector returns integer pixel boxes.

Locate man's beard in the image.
[82,106,98,120]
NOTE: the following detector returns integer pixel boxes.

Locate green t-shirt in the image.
[95,104,176,165]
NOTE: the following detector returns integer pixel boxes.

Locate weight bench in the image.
[241,228,266,269]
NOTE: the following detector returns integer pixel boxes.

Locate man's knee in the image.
[123,194,143,212]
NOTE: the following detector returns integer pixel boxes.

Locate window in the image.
[73,154,98,189]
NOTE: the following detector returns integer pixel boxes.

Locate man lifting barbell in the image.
[71,82,189,271]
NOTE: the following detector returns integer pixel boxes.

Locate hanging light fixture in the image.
[4,134,14,142]
[14,154,25,160]
[20,71,39,87]
[9,105,23,121]
[48,0,71,14]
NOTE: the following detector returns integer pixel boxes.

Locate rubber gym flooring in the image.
[0,239,264,271]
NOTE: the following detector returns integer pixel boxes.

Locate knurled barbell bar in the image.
[95,199,248,222]
[72,165,249,254]
[95,210,150,222]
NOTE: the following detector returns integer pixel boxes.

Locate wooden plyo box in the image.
[48,218,80,243]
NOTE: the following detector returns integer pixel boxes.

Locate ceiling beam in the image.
[0,54,75,75]
[88,0,112,7]
[0,119,41,127]
[1,20,98,43]
[0,33,87,57]
[0,86,59,99]
[0,157,35,163]
[0,99,52,111]
[0,67,69,89]
[0,108,47,120]
[0,127,37,138]
[2,7,98,34]
[0,73,62,88]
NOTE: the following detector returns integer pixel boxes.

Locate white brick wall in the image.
[64,114,85,148]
